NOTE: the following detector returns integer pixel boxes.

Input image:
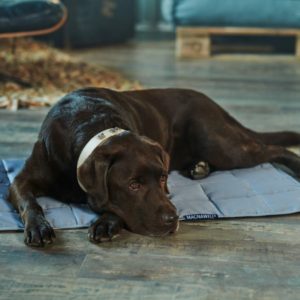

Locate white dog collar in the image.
[77,127,126,191]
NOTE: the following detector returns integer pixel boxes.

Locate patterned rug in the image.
[0,39,141,110]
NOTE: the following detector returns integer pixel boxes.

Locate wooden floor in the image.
[1,41,300,299]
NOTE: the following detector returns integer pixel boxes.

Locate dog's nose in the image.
[161,213,179,224]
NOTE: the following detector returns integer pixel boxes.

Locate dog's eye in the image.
[129,181,141,191]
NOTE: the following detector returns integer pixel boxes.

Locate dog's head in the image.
[77,131,179,236]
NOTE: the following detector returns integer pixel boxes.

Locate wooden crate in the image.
[176,26,300,58]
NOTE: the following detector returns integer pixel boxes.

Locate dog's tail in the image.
[251,131,300,147]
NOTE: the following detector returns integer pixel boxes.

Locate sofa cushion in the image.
[162,0,300,28]
[0,0,65,34]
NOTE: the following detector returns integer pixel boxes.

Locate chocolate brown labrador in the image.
[8,88,300,247]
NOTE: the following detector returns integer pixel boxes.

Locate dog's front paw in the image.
[24,214,55,247]
[88,213,123,243]
[190,161,210,179]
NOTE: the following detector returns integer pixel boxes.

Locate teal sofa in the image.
[162,0,300,57]
[162,0,300,28]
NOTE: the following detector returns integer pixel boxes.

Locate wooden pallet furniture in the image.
[176,26,300,58]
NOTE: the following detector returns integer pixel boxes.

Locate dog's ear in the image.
[160,149,170,194]
[140,136,170,194]
[77,151,112,211]
[160,148,170,172]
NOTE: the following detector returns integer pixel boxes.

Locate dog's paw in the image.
[24,215,55,247]
[88,213,123,243]
[190,161,210,179]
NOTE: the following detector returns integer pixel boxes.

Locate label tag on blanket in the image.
[183,214,219,221]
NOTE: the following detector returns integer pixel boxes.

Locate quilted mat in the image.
[1,159,300,231]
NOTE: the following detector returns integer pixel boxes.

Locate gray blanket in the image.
[1,159,300,231]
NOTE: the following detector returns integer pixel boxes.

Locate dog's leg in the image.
[267,146,300,177]
[187,117,300,177]
[219,144,300,177]
[190,161,210,179]
[9,181,55,247]
[88,212,124,243]
[230,144,300,177]
[248,131,300,147]
[7,141,55,247]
